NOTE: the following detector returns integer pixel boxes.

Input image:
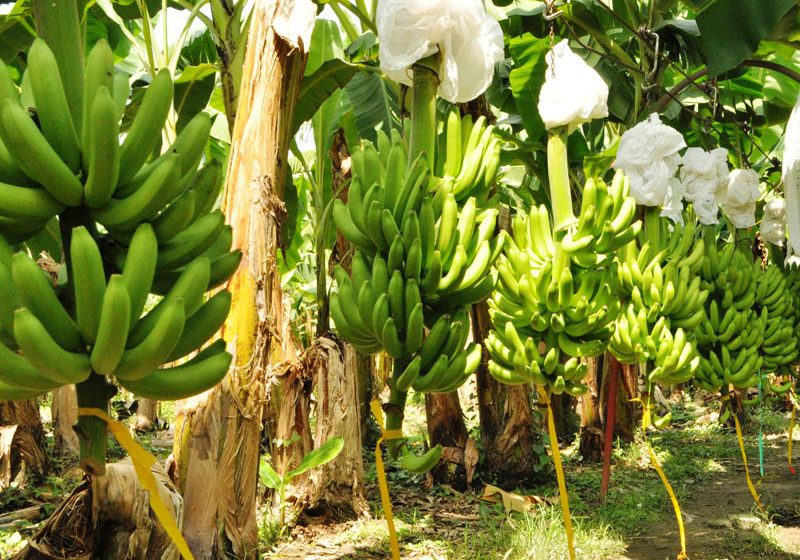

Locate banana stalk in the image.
[547,130,577,232]
[409,53,441,167]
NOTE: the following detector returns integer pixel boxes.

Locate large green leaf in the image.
[258,458,283,490]
[292,59,359,137]
[697,0,796,77]
[287,436,344,480]
[343,71,399,144]
[508,33,548,143]
[174,63,216,130]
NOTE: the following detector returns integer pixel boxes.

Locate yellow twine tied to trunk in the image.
[78,407,195,560]
[370,399,403,560]
[789,390,797,475]
[536,387,575,560]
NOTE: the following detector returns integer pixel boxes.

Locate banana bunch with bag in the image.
[693,231,764,392]
[331,119,503,395]
[485,171,640,396]
[610,218,707,386]
[0,38,241,402]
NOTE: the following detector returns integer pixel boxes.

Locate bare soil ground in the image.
[266,420,800,560]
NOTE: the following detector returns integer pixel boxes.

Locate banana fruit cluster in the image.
[436,111,501,203]
[610,221,706,386]
[694,237,764,391]
[0,38,241,401]
[331,126,501,393]
[0,226,232,401]
[486,172,640,395]
[756,265,798,373]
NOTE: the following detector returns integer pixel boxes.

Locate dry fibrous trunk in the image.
[0,399,48,489]
[579,356,604,462]
[171,2,316,558]
[616,363,640,442]
[52,386,79,457]
[293,337,368,520]
[135,399,159,432]
[14,462,183,560]
[473,302,540,486]
[425,392,470,489]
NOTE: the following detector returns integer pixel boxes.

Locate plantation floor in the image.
[265,398,800,560]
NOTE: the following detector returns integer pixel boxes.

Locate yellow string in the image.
[370,400,403,560]
[732,411,766,513]
[78,408,195,560]
[789,390,796,475]
[537,388,575,560]
[641,398,687,560]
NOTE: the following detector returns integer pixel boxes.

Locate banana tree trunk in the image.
[473,303,541,486]
[52,385,80,457]
[171,2,316,558]
[135,399,158,432]
[292,337,368,518]
[0,399,48,489]
[578,356,604,462]
[425,392,470,489]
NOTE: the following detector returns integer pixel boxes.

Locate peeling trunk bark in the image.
[579,356,603,463]
[52,386,79,457]
[0,399,48,489]
[14,461,184,560]
[135,399,158,432]
[293,337,367,520]
[473,302,540,486]
[171,2,316,558]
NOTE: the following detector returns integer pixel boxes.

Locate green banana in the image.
[117,339,232,400]
[70,226,107,343]
[90,275,131,376]
[115,297,185,381]
[13,308,91,384]
[82,86,120,208]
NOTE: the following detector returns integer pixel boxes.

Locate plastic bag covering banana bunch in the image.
[610,218,706,386]
[537,40,609,133]
[613,113,686,210]
[755,264,798,376]
[331,126,503,393]
[485,172,641,396]
[719,169,760,229]
[0,39,240,401]
[760,197,786,246]
[693,234,764,392]
[376,0,504,104]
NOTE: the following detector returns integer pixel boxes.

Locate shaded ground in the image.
[266,399,800,560]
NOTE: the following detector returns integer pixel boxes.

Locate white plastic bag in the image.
[538,40,608,132]
[761,197,786,246]
[376,0,504,103]
[613,114,685,209]
[720,169,760,229]
[783,92,800,256]
[680,147,729,225]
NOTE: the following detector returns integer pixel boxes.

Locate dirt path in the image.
[622,435,800,560]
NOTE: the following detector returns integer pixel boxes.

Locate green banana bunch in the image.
[331,126,496,393]
[486,188,634,395]
[560,173,642,267]
[0,37,241,404]
[755,264,798,375]
[0,225,233,401]
[694,233,764,392]
[330,117,503,471]
[609,218,706,386]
